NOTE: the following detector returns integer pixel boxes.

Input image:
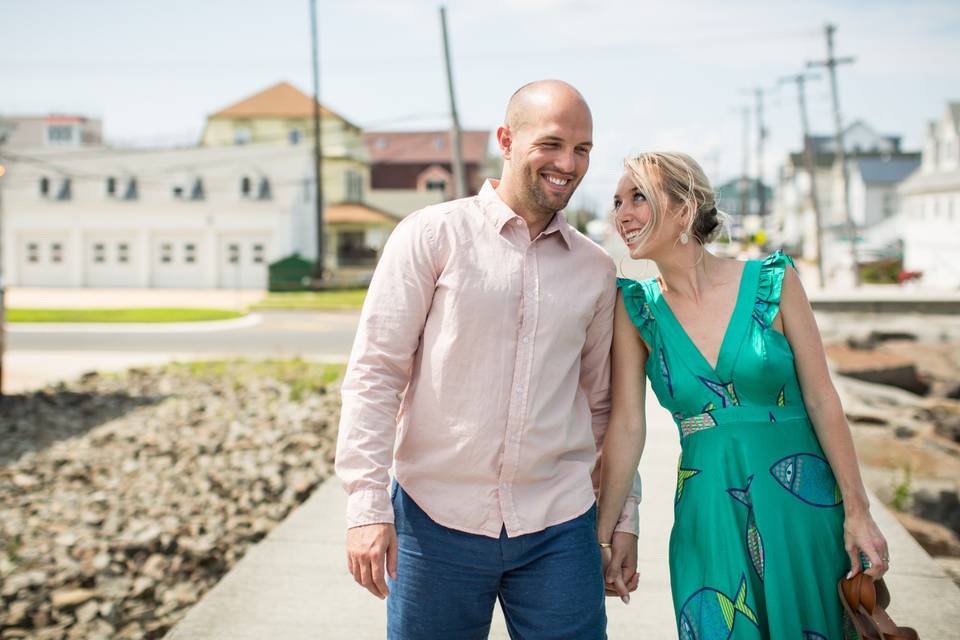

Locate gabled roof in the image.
[209,82,357,128]
[364,130,490,164]
[853,157,920,184]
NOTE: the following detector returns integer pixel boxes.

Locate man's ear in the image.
[496,125,513,160]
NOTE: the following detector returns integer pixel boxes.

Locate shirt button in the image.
[522,336,530,344]
[515,385,522,394]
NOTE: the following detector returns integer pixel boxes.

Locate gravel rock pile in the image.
[0,360,342,640]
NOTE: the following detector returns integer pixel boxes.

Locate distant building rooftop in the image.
[364,131,490,164]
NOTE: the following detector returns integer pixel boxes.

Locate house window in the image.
[124,178,138,200]
[426,179,447,192]
[346,170,362,201]
[47,125,74,145]
[252,243,265,264]
[241,176,252,197]
[39,177,50,197]
[288,129,302,145]
[337,231,377,267]
[50,243,63,263]
[184,243,197,264]
[56,178,72,201]
[257,177,272,200]
[107,176,117,196]
[228,243,240,264]
[93,243,106,263]
[27,242,39,263]
[190,178,204,201]
[235,127,252,145]
[118,243,130,264]
[882,193,895,218]
[172,185,185,199]
[160,243,173,264]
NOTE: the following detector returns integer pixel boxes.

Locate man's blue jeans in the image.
[386,483,607,640]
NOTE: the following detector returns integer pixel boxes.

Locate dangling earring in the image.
[679,231,690,245]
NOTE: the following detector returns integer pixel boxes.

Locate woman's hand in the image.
[844,510,890,579]
[602,532,639,603]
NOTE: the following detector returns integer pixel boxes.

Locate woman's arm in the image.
[779,266,889,578]
[597,291,649,544]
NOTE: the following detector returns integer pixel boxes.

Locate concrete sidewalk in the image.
[6,287,265,310]
[167,392,960,640]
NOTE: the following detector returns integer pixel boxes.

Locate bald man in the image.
[336,80,641,639]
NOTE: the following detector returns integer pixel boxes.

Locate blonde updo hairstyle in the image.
[622,151,726,247]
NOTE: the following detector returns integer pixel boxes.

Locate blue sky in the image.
[3,0,959,210]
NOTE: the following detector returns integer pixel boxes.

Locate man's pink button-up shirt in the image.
[335,180,640,538]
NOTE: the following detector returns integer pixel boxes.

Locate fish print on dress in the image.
[676,467,702,506]
[770,453,843,507]
[697,376,740,408]
[660,347,675,398]
[726,476,765,581]
[678,574,759,640]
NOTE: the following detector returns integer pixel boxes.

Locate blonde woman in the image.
[596,152,889,639]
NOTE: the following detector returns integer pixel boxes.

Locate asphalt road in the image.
[8,310,362,359]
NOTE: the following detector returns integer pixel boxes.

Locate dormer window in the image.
[375,137,388,150]
[257,177,272,200]
[433,136,445,150]
[56,178,72,201]
[190,178,204,201]
[124,178,138,200]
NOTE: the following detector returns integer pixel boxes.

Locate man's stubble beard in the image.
[520,165,578,218]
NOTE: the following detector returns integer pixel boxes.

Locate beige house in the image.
[201,82,370,206]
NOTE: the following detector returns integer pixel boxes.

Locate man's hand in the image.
[603,531,639,603]
[346,523,398,599]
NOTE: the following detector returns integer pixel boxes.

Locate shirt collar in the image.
[478,179,572,250]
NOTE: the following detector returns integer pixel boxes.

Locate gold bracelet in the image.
[598,542,612,549]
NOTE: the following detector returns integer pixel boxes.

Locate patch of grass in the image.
[171,358,345,395]
[252,289,367,311]
[890,465,913,512]
[8,308,244,323]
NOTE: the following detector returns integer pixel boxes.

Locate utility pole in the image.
[309,0,326,283]
[753,88,768,218]
[0,163,5,397]
[780,72,826,288]
[739,106,750,219]
[439,6,467,199]
[808,23,858,286]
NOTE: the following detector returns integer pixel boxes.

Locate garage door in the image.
[218,235,269,289]
[17,234,71,286]
[84,236,139,287]
[151,235,205,288]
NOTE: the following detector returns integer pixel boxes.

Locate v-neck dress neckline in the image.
[650,260,761,382]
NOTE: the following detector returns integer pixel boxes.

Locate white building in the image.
[1,143,321,289]
[899,102,960,288]
[771,121,919,277]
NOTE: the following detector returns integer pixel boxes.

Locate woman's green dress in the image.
[618,252,856,640]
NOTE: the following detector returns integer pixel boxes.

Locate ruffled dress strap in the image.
[616,277,657,346]
[753,250,796,329]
